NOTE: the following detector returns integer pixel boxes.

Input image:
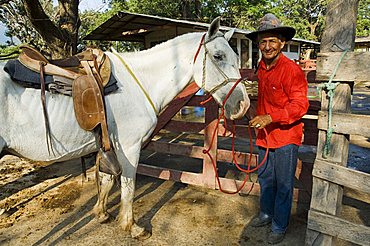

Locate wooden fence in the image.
[305,1,370,245]
[138,80,319,203]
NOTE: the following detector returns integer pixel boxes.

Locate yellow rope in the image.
[112,52,158,115]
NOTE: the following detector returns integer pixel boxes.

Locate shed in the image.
[84,11,319,69]
[355,36,370,51]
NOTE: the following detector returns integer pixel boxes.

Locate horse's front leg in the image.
[116,145,151,240]
[93,170,115,223]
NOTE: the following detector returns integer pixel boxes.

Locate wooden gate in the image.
[138,80,319,203]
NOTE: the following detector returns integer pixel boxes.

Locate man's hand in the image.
[250,114,272,129]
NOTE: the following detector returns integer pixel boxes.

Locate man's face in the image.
[258,33,285,61]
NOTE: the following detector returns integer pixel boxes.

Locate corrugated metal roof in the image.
[355,36,370,43]
[84,11,249,42]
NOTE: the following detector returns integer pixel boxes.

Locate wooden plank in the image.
[317,111,370,137]
[187,95,211,106]
[307,210,370,246]
[218,123,255,139]
[316,52,370,83]
[137,163,204,186]
[145,141,204,159]
[164,120,205,133]
[137,163,261,195]
[313,159,370,194]
[305,84,351,245]
[145,141,258,166]
[137,164,307,202]
[307,84,352,246]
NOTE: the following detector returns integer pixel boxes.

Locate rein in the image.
[193,33,269,194]
[202,77,269,194]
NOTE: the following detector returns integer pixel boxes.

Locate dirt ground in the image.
[0,85,369,246]
[0,155,310,246]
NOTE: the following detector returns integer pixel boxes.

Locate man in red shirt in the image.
[246,13,309,244]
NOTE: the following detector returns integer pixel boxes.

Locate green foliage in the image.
[125,0,181,18]
[109,0,325,41]
[0,44,20,60]
[357,0,370,37]
[0,44,19,53]
[78,10,112,51]
[0,1,50,50]
[215,0,272,30]
[79,4,144,52]
[268,0,328,41]
[1,0,369,52]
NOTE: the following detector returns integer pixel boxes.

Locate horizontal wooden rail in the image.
[138,163,204,185]
[312,159,370,194]
[145,141,258,166]
[307,210,370,246]
[317,111,370,137]
[163,118,318,146]
[164,120,205,133]
[137,163,304,201]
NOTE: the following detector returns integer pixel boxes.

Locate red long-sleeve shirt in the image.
[256,54,309,148]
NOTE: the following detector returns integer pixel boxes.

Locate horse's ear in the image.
[208,17,220,38]
[224,28,235,41]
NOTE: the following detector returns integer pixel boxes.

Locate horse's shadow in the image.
[30,174,183,245]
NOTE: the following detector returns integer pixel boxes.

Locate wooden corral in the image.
[299,59,317,71]
[305,1,370,245]
[137,75,320,203]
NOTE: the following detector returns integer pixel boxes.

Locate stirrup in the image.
[97,148,122,176]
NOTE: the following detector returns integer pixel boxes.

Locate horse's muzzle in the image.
[230,99,250,120]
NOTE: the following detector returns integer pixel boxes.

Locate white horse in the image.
[0,18,250,238]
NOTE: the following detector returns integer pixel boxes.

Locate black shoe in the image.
[250,216,272,227]
[267,231,285,244]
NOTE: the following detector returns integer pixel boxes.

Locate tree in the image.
[0,0,368,59]
[356,0,370,37]
[0,0,80,59]
[267,0,328,41]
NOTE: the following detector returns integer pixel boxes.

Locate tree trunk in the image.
[194,0,201,19]
[181,0,193,20]
[23,0,80,59]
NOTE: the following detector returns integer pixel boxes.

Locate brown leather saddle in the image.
[18,45,121,176]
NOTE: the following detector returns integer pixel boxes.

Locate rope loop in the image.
[201,77,269,194]
[320,49,348,158]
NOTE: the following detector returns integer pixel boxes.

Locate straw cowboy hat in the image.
[246,13,296,42]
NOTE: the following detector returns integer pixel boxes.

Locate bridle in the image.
[193,33,243,96]
[113,32,243,117]
[194,34,269,195]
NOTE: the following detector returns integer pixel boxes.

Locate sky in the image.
[0,0,109,45]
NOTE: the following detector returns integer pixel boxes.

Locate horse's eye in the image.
[213,54,223,61]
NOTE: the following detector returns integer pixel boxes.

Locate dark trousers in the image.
[257,144,298,233]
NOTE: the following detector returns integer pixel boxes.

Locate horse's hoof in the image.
[131,224,151,240]
[96,212,112,224]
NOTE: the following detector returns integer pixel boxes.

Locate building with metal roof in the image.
[84,11,320,69]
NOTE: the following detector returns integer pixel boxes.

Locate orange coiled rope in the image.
[201,79,269,194]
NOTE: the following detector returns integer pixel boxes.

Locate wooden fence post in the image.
[203,100,219,189]
[305,1,359,245]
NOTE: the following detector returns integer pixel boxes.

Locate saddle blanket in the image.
[4,59,119,96]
